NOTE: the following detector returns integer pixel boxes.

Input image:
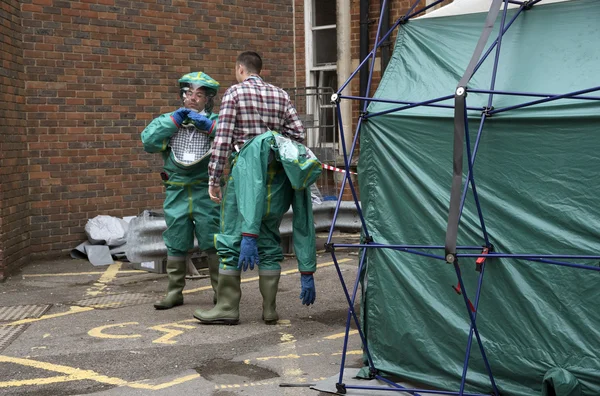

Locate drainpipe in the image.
[359,0,369,109]
[381,0,390,73]
[337,0,352,155]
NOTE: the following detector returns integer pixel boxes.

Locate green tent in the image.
[351,0,600,395]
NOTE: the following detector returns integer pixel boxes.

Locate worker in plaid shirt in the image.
[195,52,316,325]
[207,51,305,202]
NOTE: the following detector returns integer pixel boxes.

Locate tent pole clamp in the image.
[324,243,335,253]
[476,245,494,272]
[482,106,494,117]
[336,383,347,394]
[397,16,409,25]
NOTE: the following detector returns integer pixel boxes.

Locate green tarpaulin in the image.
[357,0,600,395]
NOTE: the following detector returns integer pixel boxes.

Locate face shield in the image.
[180,85,217,113]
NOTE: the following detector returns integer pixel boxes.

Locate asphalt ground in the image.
[0,237,367,396]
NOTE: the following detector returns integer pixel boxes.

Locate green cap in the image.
[178,71,220,91]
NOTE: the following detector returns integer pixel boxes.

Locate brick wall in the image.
[13,0,297,264]
[0,0,29,280]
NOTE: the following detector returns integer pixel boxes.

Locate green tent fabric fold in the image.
[356,1,600,395]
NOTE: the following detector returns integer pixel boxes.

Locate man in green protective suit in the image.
[141,71,221,310]
[193,52,319,325]
[194,131,321,325]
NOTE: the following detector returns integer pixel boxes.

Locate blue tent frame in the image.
[325,0,600,394]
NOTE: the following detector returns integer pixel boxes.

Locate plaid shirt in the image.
[208,76,305,185]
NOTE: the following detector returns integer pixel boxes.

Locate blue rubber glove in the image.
[171,107,190,127]
[300,274,316,306]
[238,236,259,271]
[187,111,215,133]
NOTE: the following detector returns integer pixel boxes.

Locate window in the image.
[304,0,338,149]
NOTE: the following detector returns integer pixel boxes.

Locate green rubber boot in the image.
[259,271,280,324]
[193,270,241,325]
[154,257,186,310]
[206,252,220,305]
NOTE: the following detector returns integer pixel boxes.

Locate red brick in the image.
[1,0,347,276]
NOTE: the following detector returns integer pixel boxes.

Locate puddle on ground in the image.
[195,358,279,383]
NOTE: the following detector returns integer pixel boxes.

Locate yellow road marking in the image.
[86,262,122,297]
[0,355,199,390]
[0,355,128,388]
[257,353,301,362]
[247,350,360,363]
[183,285,213,294]
[324,330,359,340]
[23,270,144,278]
[150,319,196,344]
[280,333,295,343]
[277,331,303,394]
[2,306,94,327]
[214,381,275,389]
[88,303,126,309]
[0,375,83,387]
[128,373,201,390]
[332,350,362,356]
[87,322,141,339]
[184,258,352,294]
[87,320,197,344]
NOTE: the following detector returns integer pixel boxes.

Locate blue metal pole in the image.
[362,0,389,112]
[375,375,423,396]
[489,86,600,115]
[339,94,485,111]
[405,0,450,19]
[458,114,486,221]
[345,384,489,396]
[486,0,510,109]
[461,107,491,247]
[337,0,443,96]
[457,260,491,395]
[453,263,500,395]
[326,103,352,244]
[366,95,455,118]
[328,104,370,240]
[456,253,600,271]
[333,243,483,250]
[457,253,600,260]
[326,104,347,244]
[330,251,377,385]
[401,0,422,20]
[341,243,447,261]
[374,0,447,56]
[338,53,373,95]
[472,6,525,78]
[468,88,600,101]
[529,257,600,268]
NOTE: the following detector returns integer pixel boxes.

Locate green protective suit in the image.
[216,131,322,273]
[141,112,220,257]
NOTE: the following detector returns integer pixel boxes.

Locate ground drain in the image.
[0,304,51,322]
[0,324,28,352]
[72,293,155,309]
